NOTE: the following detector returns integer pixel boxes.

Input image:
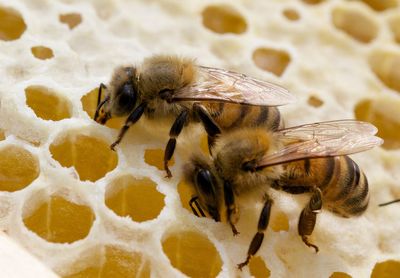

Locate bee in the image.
[183,120,383,269]
[93,55,295,177]
[379,200,400,207]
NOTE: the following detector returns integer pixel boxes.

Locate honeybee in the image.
[93,55,295,177]
[183,120,382,269]
[379,200,400,207]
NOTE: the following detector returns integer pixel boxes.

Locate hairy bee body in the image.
[96,55,289,176]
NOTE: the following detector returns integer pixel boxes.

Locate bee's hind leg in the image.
[237,195,272,270]
[164,109,189,178]
[298,187,322,253]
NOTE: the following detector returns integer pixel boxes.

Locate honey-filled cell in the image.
[249,256,271,278]
[359,0,398,11]
[23,195,94,243]
[177,179,196,214]
[270,210,289,232]
[144,148,174,171]
[64,245,150,278]
[202,5,247,34]
[50,133,118,182]
[59,13,82,29]
[0,145,39,192]
[0,130,5,141]
[371,260,400,278]
[105,175,165,222]
[330,272,352,278]
[81,88,125,129]
[31,46,54,60]
[252,47,291,77]
[162,231,222,278]
[25,86,71,121]
[369,51,400,93]
[0,6,26,41]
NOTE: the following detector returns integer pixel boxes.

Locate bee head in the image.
[184,154,222,222]
[94,66,139,124]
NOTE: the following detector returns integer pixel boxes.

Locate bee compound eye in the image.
[195,169,214,196]
[117,82,137,112]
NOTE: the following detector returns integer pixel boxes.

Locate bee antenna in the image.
[379,199,400,207]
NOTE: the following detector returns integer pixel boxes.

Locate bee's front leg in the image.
[223,181,240,236]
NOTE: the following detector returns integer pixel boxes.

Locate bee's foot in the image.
[302,236,319,253]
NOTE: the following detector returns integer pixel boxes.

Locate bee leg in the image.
[379,199,400,207]
[238,196,272,270]
[189,196,206,217]
[110,102,147,150]
[193,103,221,139]
[298,187,322,253]
[224,181,240,236]
[164,110,189,178]
[207,135,216,155]
[97,83,107,107]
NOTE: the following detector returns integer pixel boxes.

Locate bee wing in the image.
[171,66,296,106]
[257,120,383,168]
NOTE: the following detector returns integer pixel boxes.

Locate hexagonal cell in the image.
[0,145,39,192]
[81,88,125,129]
[50,132,118,182]
[23,195,94,243]
[270,211,289,232]
[59,13,82,29]
[308,95,324,107]
[144,148,174,171]
[105,175,165,222]
[0,6,26,41]
[369,51,400,93]
[162,231,222,277]
[31,46,54,60]
[252,47,291,77]
[358,0,398,11]
[332,7,378,43]
[65,245,150,278]
[354,98,400,150]
[371,260,400,278]
[302,0,325,4]
[202,5,247,35]
[389,16,400,44]
[330,272,352,278]
[25,85,72,121]
[249,256,271,278]
[282,8,300,21]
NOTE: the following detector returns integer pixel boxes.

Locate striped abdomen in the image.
[203,102,282,132]
[280,156,369,218]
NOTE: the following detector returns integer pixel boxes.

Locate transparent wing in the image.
[257,120,383,168]
[172,66,296,106]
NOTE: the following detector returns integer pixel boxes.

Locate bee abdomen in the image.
[324,156,369,217]
[207,103,282,131]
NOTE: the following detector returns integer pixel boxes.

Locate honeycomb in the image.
[0,0,399,277]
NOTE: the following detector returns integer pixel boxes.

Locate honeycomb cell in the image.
[202,5,247,35]
[389,16,400,44]
[330,272,352,278]
[0,6,26,41]
[162,231,222,278]
[332,7,378,43]
[144,148,174,171]
[200,134,210,155]
[0,145,39,192]
[81,88,125,129]
[371,260,400,278]
[59,13,82,29]
[105,175,165,222]
[252,48,291,77]
[249,256,271,278]
[23,195,94,243]
[25,86,72,121]
[270,211,289,232]
[178,179,196,214]
[50,133,118,181]
[369,51,400,93]
[282,8,300,21]
[31,46,54,60]
[302,0,325,4]
[65,245,150,278]
[0,130,5,141]
[354,99,400,150]
[308,95,324,107]
[358,0,398,11]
